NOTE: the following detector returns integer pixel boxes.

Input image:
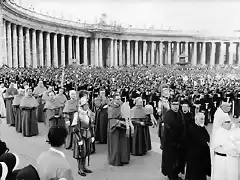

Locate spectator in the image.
[36,126,73,180]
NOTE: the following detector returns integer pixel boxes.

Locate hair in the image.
[79,90,88,99]
[47,126,68,147]
[195,112,204,122]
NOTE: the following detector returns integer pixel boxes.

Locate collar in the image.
[50,147,65,158]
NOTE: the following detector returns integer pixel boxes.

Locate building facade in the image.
[0,0,240,68]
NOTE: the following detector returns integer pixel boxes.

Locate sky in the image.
[20,0,240,35]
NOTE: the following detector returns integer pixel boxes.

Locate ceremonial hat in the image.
[0,162,8,180]
[0,153,19,178]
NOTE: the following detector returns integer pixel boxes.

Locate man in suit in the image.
[36,126,74,180]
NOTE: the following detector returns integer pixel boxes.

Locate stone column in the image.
[192,42,197,66]
[53,33,58,67]
[151,41,155,65]
[38,31,44,66]
[185,41,189,63]
[46,32,51,67]
[210,42,216,66]
[228,42,235,65]
[122,42,126,65]
[168,42,171,64]
[114,39,118,67]
[109,39,114,67]
[12,24,18,67]
[6,22,12,67]
[68,36,72,62]
[175,42,180,63]
[119,40,123,66]
[84,37,88,65]
[75,37,80,64]
[60,34,65,66]
[159,42,163,65]
[219,42,225,65]
[25,28,31,67]
[143,41,147,65]
[201,42,206,65]
[18,26,24,67]
[131,42,134,65]
[134,41,138,65]
[2,20,7,66]
[126,40,131,66]
[98,38,103,67]
[238,43,240,66]
[0,19,5,66]
[94,38,99,66]
[32,29,37,67]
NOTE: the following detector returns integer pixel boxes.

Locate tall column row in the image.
[2,20,240,67]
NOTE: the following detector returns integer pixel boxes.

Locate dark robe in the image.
[20,96,39,137]
[161,109,185,179]
[107,102,130,166]
[12,94,24,133]
[5,87,18,126]
[130,105,152,156]
[63,99,77,149]
[94,97,108,144]
[44,98,62,130]
[185,123,211,180]
[33,86,47,122]
[48,115,65,127]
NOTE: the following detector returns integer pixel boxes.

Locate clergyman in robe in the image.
[107,93,130,166]
[130,97,152,156]
[33,80,47,123]
[44,91,62,131]
[5,82,18,126]
[12,89,25,133]
[63,90,77,150]
[55,88,67,112]
[20,88,39,137]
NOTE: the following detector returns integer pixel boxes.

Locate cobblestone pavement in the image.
[0,118,212,180]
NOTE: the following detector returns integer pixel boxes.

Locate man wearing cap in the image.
[71,96,94,176]
[161,97,185,180]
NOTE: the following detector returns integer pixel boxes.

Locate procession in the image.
[0,64,240,180]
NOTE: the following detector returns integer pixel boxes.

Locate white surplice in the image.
[0,87,6,117]
[211,127,239,180]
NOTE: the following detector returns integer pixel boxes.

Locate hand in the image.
[103,105,108,108]
[140,122,145,126]
[126,126,130,137]
[91,137,95,143]
[65,121,70,126]
[78,141,83,146]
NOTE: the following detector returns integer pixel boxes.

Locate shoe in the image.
[83,167,92,173]
[78,170,86,176]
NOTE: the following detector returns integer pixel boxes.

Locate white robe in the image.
[211,108,231,142]
[211,127,239,180]
[0,87,6,117]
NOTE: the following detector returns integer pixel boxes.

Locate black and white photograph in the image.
[0,0,240,179]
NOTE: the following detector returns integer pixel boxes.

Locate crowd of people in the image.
[0,64,240,180]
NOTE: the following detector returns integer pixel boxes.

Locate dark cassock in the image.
[5,83,18,126]
[107,94,130,166]
[185,113,211,180]
[161,98,185,180]
[48,108,65,127]
[130,97,152,156]
[63,90,78,149]
[12,89,25,133]
[33,81,47,122]
[233,89,240,118]
[94,92,108,144]
[43,92,62,131]
[20,89,39,137]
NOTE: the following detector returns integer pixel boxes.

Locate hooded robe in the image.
[33,86,47,122]
[5,87,18,126]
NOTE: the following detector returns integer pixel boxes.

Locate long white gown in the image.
[0,87,6,117]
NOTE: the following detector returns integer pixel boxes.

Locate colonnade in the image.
[2,20,240,67]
